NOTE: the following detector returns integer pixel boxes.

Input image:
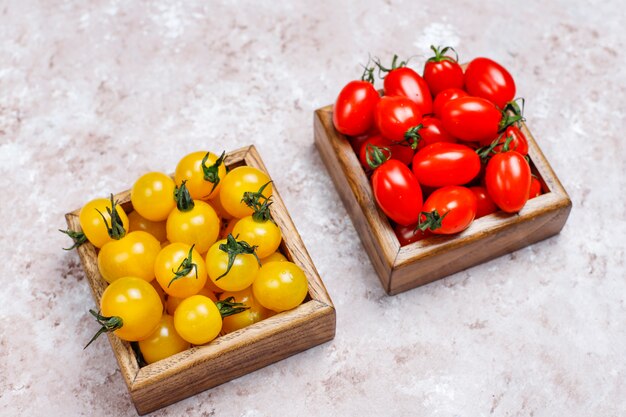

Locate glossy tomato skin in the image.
[416,117,457,151]
[97,231,161,284]
[421,186,477,235]
[441,96,502,142]
[375,96,423,143]
[394,224,432,246]
[433,88,468,119]
[383,67,433,115]
[219,166,272,219]
[464,57,516,109]
[333,80,380,136]
[485,151,531,213]
[138,315,190,364]
[469,186,498,218]
[79,198,130,249]
[252,261,308,313]
[529,176,542,199]
[371,160,423,226]
[358,134,414,169]
[423,59,464,97]
[412,143,481,187]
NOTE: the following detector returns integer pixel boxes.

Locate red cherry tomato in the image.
[441,96,502,142]
[416,117,457,151]
[419,186,477,235]
[333,80,380,136]
[529,176,542,199]
[423,46,464,97]
[375,96,423,144]
[479,125,529,156]
[412,143,481,187]
[371,160,423,226]
[433,88,468,119]
[383,67,433,116]
[394,224,432,246]
[350,130,376,153]
[464,57,516,109]
[358,135,414,169]
[469,186,497,218]
[485,151,531,213]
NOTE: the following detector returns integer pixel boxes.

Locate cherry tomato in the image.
[98,277,163,342]
[420,186,477,235]
[220,287,270,334]
[166,200,220,254]
[529,176,542,199]
[207,193,233,220]
[155,243,208,298]
[174,295,222,345]
[394,224,432,246]
[260,252,288,265]
[166,286,217,316]
[371,159,423,226]
[149,278,167,309]
[252,261,308,313]
[412,143,481,187]
[415,117,457,151]
[383,66,432,116]
[441,96,502,142]
[128,210,167,242]
[138,315,190,364]
[206,237,260,292]
[332,80,380,136]
[423,46,464,96]
[464,57,516,109]
[469,186,498,218]
[174,151,227,200]
[493,125,529,155]
[219,167,272,219]
[485,151,531,213]
[349,131,375,154]
[358,134,414,169]
[375,96,423,144]
[433,88,468,119]
[79,197,130,249]
[232,216,282,259]
[131,172,177,222]
[97,231,161,283]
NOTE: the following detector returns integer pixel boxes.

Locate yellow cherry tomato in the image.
[97,231,161,283]
[138,315,190,364]
[219,166,272,218]
[206,237,260,292]
[220,287,270,334]
[97,277,163,342]
[174,151,227,200]
[232,216,282,258]
[166,200,220,255]
[174,295,222,345]
[166,286,217,316]
[253,261,308,312]
[154,243,207,298]
[128,210,167,242]
[260,251,288,265]
[79,197,129,248]
[131,172,176,221]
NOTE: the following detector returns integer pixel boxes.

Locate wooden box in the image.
[314,104,572,295]
[65,145,336,415]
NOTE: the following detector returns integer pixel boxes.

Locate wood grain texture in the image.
[313,100,572,295]
[65,145,335,415]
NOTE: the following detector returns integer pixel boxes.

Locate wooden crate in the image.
[314,103,572,295]
[65,145,336,415]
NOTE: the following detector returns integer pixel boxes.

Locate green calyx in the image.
[96,194,126,240]
[84,309,123,349]
[426,45,459,63]
[365,144,392,170]
[168,244,198,287]
[242,181,274,223]
[398,124,423,150]
[174,180,195,212]
[374,54,408,78]
[215,296,250,318]
[417,210,449,232]
[498,98,525,131]
[476,134,516,161]
[201,151,226,196]
[216,234,260,280]
[59,229,87,250]
[360,57,376,84]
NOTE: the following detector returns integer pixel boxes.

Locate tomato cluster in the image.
[64,152,309,365]
[333,47,543,245]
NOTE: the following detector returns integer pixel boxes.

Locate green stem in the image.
[216,296,249,318]
[168,245,198,287]
[426,45,459,63]
[201,151,226,196]
[84,309,123,349]
[365,144,392,170]
[95,194,126,240]
[216,234,260,280]
[174,180,195,212]
[417,210,448,232]
[241,181,273,223]
[59,229,87,250]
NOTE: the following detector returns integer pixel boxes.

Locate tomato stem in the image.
[168,244,198,287]
[365,144,392,170]
[84,309,124,349]
[216,234,261,280]
[201,151,226,197]
[95,194,126,240]
[416,210,448,232]
[397,124,423,150]
[174,180,195,212]
[476,134,516,161]
[215,296,249,318]
[426,45,459,63]
[59,229,87,250]
[498,98,526,131]
[374,54,408,78]
[360,56,376,84]
[242,181,275,223]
